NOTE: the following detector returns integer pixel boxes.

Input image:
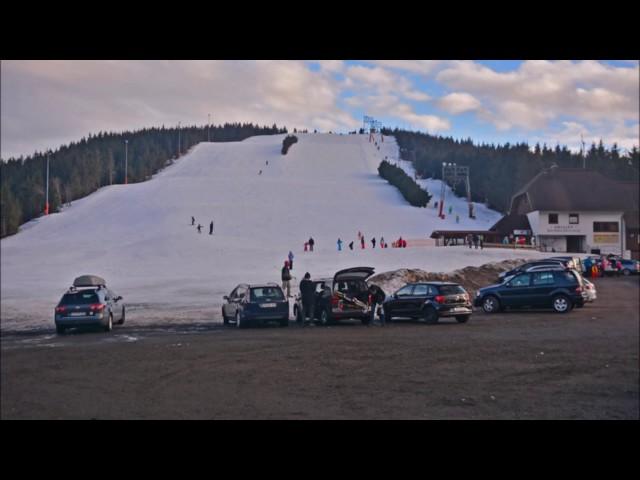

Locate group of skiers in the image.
[303,237,315,251]
[466,233,484,249]
[583,255,624,278]
[191,216,214,235]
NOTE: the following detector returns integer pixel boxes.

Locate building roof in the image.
[510,166,638,212]
[430,230,496,238]
[490,214,532,234]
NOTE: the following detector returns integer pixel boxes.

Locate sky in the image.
[1,60,638,159]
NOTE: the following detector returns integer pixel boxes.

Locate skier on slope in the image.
[288,250,294,270]
[349,241,354,250]
[337,238,343,251]
[209,221,214,235]
[197,224,202,233]
[191,216,195,226]
[371,237,376,248]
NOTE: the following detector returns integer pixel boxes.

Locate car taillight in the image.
[89,303,105,311]
[575,287,582,293]
[55,306,66,313]
[331,294,339,307]
[435,295,445,304]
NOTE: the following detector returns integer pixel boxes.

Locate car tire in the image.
[319,308,331,326]
[424,306,438,324]
[104,313,113,332]
[222,308,230,325]
[623,268,631,276]
[482,295,500,314]
[455,315,470,323]
[552,294,572,313]
[56,324,65,335]
[118,306,125,325]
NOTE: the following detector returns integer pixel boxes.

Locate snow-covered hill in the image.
[1,133,548,331]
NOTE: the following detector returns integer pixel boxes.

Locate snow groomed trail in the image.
[1,133,549,331]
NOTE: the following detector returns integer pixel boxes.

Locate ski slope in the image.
[1,133,548,331]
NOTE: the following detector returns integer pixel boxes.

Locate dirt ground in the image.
[1,275,638,420]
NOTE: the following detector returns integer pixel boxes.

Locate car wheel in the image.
[56,325,65,335]
[623,268,631,276]
[455,315,470,323]
[424,306,438,324]
[552,294,572,313]
[104,313,113,332]
[319,308,330,326]
[222,308,230,325]
[118,306,125,325]
[482,295,500,314]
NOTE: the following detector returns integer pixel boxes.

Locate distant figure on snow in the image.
[308,237,315,252]
[371,237,376,248]
[349,241,354,250]
[266,160,269,165]
[191,216,195,226]
[434,201,438,209]
[281,261,292,297]
[259,170,262,175]
[456,215,460,224]
[380,237,385,248]
[209,221,214,235]
[288,250,294,270]
[360,236,366,249]
[448,205,453,215]
[337,238,343,251]
[304,242,309,252]
[197,224,202,234]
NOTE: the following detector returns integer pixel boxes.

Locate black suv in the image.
[293,267,376,325]
[382,282,472,324]
[222,283,289,328]
[475,269,584,314]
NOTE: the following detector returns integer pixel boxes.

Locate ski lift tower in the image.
[439,162,475,219]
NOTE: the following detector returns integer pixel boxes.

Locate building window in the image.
[569,213,579,224]
[593,221,619,232]
[548,213,558,224]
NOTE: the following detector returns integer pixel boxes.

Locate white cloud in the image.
[438,92,481,114]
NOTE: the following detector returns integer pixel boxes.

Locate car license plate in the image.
[260,303,276,308]
[70,312,85,316]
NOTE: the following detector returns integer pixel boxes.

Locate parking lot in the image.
[1,275,638,419]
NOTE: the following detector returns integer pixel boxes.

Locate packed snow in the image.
[1,133,551,331]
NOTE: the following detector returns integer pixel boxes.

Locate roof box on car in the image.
[73,275,107,288]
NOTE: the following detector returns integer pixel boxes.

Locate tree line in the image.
[0,123,286,237]
[385,128,640,214]
[378,160,432,207]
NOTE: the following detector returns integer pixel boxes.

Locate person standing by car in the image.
[281,261,292,297]
[288,250,294,270]
[299,272,315,325]
[368,284,386,326]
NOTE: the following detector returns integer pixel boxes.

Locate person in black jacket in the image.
[368,284,386,326]
[281,261,292,297]
[308,237,315,252]
[299,272,315,325]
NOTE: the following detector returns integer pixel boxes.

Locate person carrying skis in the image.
[371,237,376,248]
[209,221,214,235]
[368,284,386,326]
[337,238,343,251]
[288,251,294,270]
[281,261,292,297]
[308,237,315,252]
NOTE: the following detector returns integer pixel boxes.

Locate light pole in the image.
[208,113,211,142]
[44,152,50,215]
[124,139,129,184]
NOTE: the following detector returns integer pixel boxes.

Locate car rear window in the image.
[60,292,99,305]
[437,285,466,295]
[250,287,285,302]
[559,271,580,285]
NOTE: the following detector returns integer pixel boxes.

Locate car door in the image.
[407,284,429,316]
[501,273,532,307]
[530,271,556,307]
[224,287,239,317]
[388,285,415,317]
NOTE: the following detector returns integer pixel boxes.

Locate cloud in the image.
[0,60,360,159]
[438,92,481,114]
